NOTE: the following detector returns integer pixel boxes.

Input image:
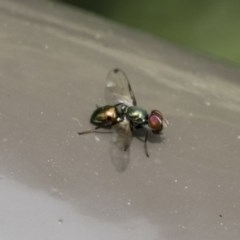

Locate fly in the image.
[78,68,168,171]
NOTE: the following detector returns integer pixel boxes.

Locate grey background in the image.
[0,0,240,239]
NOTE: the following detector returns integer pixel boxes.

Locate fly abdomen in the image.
[90,105,117,128]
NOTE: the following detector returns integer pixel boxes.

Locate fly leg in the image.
[144,129,150,158]
[78,126,100,135]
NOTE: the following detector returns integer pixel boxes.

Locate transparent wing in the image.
[105,68,137,106]
[110,119,132,172]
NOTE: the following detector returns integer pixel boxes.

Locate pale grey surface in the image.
[0,0,240,239]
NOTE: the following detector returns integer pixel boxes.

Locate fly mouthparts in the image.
[163,118,169,128]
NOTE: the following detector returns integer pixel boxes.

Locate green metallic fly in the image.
[78,68,168,171]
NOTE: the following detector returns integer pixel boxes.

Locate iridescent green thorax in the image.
[126,106,148,127]
[115,103,128,116]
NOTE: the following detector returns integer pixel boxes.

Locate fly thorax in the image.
[126,107,148,127]
[115,103,129,116]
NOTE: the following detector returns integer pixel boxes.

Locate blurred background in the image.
[56,0,240,66]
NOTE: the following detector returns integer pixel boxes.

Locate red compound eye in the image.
[148,110,168,134]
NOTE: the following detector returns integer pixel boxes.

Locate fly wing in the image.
[105,68,137,106]
[110,119,132,172]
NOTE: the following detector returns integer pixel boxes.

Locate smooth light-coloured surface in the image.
[0,0,240,239]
